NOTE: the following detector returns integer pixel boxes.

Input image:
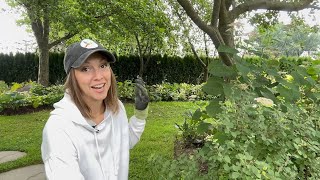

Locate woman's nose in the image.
[93,68,104,79]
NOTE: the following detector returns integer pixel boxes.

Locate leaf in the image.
[277,85,300,102]
[197,122,211,134]
[266,69,279,77]
[236,61,251,76]
[217,44,239,55]
[206,99,222,118]
[252,76,270,88]
[291,71,307,85]
[231,172,240,179]
[10,83,22,91]
[258,87,276,101]
[224,155,231,163]
[213,131,228,144]
[223,83,233,97]
[192,108,202,120]
[250,166,261,178]
[202,77,224,96]
[208,60,237,77]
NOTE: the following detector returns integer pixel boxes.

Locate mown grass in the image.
[0,101,199,179]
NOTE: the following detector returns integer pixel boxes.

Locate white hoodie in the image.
[41,93,146,180]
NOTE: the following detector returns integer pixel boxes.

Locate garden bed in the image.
[0,105,53,116]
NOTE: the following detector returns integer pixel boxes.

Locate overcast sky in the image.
[0,0,35,54]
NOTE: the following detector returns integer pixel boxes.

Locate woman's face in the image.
[74,53,112,105]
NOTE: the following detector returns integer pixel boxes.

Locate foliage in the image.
[150,51,320,179]
[3,51,318,86]
[0,81,8,93]
[174,0,320,66]
[174,106,209,148]
[247,19,320,58]
[0,81,210,114]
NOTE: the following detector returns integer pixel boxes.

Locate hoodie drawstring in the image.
[94,131,107,179]
[111,115,118,175]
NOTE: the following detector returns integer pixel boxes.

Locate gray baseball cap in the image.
[63,39,116,74]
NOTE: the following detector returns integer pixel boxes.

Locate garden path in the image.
[0,151,45,180]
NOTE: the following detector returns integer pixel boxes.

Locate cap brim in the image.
[71,49,116,69]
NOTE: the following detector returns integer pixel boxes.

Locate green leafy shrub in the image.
[0,81,210,114]
[150,53,320,179]
[149,82,211,101]
[117,80,135,101]
[0,92,27,112]
[0,81,8,93]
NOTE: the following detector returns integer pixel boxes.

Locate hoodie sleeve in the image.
[118,100,146,149]
[128,116,146,149]
[41,118,84,180]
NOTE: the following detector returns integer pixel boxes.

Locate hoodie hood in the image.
[51,92,101,132]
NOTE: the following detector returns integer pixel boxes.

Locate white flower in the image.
[254,97,274,107]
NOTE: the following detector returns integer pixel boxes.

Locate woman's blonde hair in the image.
[64,64,119,119]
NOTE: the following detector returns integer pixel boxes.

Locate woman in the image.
[41,39,149,180]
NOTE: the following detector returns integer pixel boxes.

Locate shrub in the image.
[0,81,211,114]
[150,55,320,179]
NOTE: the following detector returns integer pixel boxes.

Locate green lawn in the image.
[0,101,198,179]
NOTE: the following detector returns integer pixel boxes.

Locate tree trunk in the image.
[203,67,209,82]
[26,4,51,86]
[38,46,50,86]
[139,56,144,77]
[23,2,77,86]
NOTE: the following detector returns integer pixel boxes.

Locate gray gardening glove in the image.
[134,76,149,120]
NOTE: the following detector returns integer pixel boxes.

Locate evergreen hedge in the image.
[0,53,204,85]
[0,52,315,85]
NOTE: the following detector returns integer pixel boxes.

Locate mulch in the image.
[0,105,53,116]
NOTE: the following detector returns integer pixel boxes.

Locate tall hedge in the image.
[0,52,204,85]
[0,53,38,83]
[1,52,314,85]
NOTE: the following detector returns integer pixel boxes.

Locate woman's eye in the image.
[101,64,109,68]
[81,67,90,72]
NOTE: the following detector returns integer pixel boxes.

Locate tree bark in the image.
[25,4,50,86]
[38,45,50,86]
[24,3,76,86]
[176,0,318,67]
[135,33,144,77]
[177,0,233,66]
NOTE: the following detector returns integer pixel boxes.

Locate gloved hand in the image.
[134,76,149,120]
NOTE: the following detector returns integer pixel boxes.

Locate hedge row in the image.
[0,53,204,85]
[0,52,315,85]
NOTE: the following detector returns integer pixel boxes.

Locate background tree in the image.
[247,16,320,58]
[64,0,173,78]
[6,0,80,86]
[174,0,320,66]
[169,1,216,82]
[82,0,172,77]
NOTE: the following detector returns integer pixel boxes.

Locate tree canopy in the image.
[174,0,320,66]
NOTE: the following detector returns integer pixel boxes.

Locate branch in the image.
[188,37,206,68]
[211,0,221,27]
[43,6,50,43]
[176,0,213,35]
[230,0,314,21]
[175,8,206,67]
[49,33,77,48]
[135,33,143,58]
[177,0,233,66]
